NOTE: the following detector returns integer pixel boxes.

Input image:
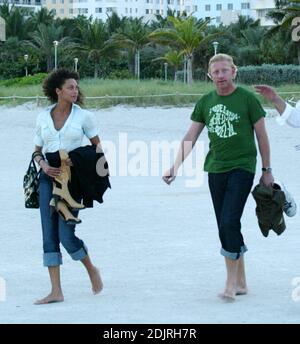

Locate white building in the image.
[44,0,195,19]
[193,0,276,26]
[0,0,42,13]
[43,0,277,25]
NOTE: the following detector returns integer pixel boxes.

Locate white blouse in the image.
[276,101,300,128]
[34,103,98,153]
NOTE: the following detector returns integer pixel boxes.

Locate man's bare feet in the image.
[88,267,103,295]
[236,286,248,296]
[218,291,235,302]
[34,292,64,305]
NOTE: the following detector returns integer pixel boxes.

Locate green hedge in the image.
[0,73,47,87]
[237,65,300,85]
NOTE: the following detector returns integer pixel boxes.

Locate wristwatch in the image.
[262,167,272,173]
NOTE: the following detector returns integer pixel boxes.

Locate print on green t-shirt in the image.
[190,87,266,174]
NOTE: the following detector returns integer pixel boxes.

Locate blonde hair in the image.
[208,53,238,76]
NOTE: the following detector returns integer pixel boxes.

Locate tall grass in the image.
[0,79,300,108]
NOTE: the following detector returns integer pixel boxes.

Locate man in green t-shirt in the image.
[163,53,274,302]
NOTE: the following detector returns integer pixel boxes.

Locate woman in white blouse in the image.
[255,85,300,127]
[33,69,103,304]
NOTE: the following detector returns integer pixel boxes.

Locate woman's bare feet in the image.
[236,286,248,296]
[34,291,64,305]
[88,267,103,295]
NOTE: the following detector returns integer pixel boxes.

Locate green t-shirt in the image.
[191,86,266,174]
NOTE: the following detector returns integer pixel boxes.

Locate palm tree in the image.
[149,16,221,84]
[0,2,28,40]
[110,17,151,79]
[266,0,300,64]
[77,19,117,78]
[153,50,183,81]
[24,23,72,71]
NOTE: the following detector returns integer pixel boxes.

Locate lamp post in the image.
[164,62,168,82]
[212,41,219,55]
[74,57,78,72]
[53,40,59,69]
[24,54,28,76]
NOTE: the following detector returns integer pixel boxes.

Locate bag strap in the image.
[27,154,42,181]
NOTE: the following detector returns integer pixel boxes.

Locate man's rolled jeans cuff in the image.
[70,244,88,261]
[220,245,248,260]
[43,252,63,266]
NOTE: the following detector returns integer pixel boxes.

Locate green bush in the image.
[237,65,300,85]
[106,69,134,80]
[0,73,47,87]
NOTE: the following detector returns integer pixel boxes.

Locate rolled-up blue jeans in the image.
[208,168,255,260]
[38,171,88,267]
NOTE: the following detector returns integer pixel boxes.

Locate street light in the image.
[74,57,78,72]
[53,40,59,69]
[24,54,28,76]
[164,62,168,82]
[212,41,219,55]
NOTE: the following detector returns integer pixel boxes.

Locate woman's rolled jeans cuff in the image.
[221,245,248,260]
[43,252,63,266]
[43,245,88,266]
[70,244,88,261]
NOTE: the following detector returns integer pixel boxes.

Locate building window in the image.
[227,3,233,10]
[177,0,180,5]
[205,16,210,21]
[96,7,102,13]
[60,8,64,14]
[106,7,116,12]
[60,0,64,3]
[78,8,88,14]
[135,8,138,13]
[205,5,210,11]
[193,5,197,11]
[241,2,250,10]
[51,0,56,4]
[167,0,174,4]
[69,8,73,14]
[216,16,221,23]
[130,8,132,13]
[216,4,222,11]
[145,9,149,14]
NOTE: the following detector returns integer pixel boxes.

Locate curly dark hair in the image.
[42,68,84,105]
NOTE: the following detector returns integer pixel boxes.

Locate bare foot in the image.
[236,287,248,296]
[218,290,235,302]
[34,292,64,305]
[89,267,103,295]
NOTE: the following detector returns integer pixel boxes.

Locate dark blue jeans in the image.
[208,169,255,260]
[38,171,88,267]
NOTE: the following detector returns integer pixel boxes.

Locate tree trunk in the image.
[47,56,53,72]
[187,55,193,85]
[94,64,98,78]
[174,68,177,82]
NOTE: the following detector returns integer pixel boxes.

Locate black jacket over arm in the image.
[46,145,111,208]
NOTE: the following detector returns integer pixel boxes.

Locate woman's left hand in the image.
[65,158,73,167]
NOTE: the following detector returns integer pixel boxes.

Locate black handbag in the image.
[23,154,41,208]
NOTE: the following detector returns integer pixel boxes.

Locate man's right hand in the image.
[40,160,61,178]
[162,167,177,185]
